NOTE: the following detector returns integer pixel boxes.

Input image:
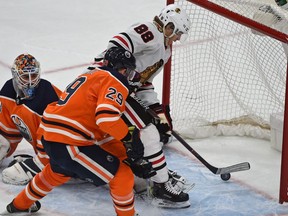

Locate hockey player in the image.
[89,4,192,208]
[4,47,155,216]
[0,53,62,184]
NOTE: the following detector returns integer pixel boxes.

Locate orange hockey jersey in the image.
[0,79,62,156]
[39,66,131,146]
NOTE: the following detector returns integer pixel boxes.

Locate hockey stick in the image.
[171,130,250,179]
[128,93,250,180]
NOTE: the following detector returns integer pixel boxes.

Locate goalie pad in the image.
[2,155,42,185]
[0,134,10,165]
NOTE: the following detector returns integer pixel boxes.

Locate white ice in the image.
[0,0,288,215]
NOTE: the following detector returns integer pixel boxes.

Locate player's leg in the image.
[101,140,136,216]
[6,163,70,213]
[140,124,190,208]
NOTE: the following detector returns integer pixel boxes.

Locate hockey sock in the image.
[12,164,70,210]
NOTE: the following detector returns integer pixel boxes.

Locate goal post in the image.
[163,0,288,203]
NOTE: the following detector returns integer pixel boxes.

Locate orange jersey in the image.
[39,66,130,146]
[0,79,62,156]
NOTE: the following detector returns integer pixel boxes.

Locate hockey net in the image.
[163,0,288,203]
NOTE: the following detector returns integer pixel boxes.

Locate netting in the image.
[168,0,288,139]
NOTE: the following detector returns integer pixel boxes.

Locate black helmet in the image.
[104,47,136,78]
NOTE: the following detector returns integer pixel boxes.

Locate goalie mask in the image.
[104,47,136,80]
[11,54,40,100]
[158,4,191,41]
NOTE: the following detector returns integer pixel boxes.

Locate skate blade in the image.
[151,198,191,209]
[0,210,34,215]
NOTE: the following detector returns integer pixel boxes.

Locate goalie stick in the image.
[171,130,250,176]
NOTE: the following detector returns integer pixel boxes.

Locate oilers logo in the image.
[11,115,33,142]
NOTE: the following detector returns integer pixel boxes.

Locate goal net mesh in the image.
[168,0,288,140]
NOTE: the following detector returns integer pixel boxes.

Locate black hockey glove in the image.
[122,126,144,160]
[149,103,172,144]
[123,158,156,179]
[122,126,156,178]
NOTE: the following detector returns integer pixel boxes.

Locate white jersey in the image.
[106,21,171,106]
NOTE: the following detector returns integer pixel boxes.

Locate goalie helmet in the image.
[275,0,288,10]
[11,54,40,100]
[104,47,136,79]
[158,4,191,38]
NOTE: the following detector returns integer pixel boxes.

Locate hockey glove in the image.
[123,158,156,179]
[122,126,144,161]
[149,103,172,144]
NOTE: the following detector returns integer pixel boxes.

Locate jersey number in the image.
[134,24,154,43]
[58,77,86,105]
[105,87,124,105]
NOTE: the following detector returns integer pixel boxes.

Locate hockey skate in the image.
[168,169,195,193]
[151,178,190,208]
[1,200,41,215]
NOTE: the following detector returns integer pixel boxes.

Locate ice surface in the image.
[0,0,288,215]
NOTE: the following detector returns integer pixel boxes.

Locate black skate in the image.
[5,200,41,214]
[152,179,190,208]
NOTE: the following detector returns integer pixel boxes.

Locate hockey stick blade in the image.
[172,130,250,175]
[215,162,250,175]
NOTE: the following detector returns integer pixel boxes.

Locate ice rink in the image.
[0,0,288,215]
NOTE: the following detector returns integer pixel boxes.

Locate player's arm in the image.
[95,74,155,178]
[94,75,130,140]
[0,99,22,159]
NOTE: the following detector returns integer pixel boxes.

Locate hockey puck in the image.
[220,173,231,181]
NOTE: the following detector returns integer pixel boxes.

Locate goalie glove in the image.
[123,158,156,179]
[149,103,172,144]
[122,126,144,161]
[0,134,11,166]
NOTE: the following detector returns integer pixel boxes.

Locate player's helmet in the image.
[275,0,288,10]
[104,47,136,78]
[158,4,191,38]
[11,54,40,100]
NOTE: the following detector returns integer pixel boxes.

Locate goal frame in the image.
[163,0,288,203]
